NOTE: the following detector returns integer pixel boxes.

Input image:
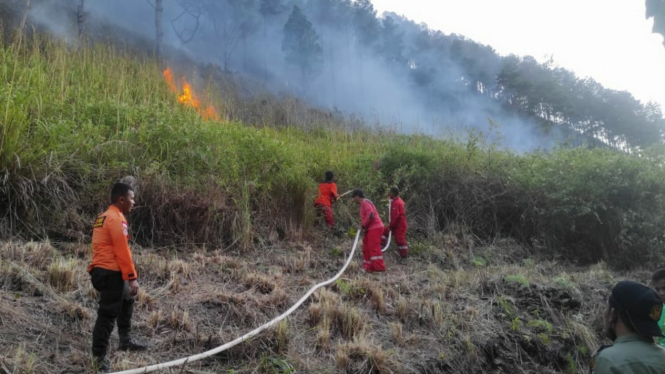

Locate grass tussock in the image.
[244,272,277,295]
[47,258,78,292]
[1,241,56,270]
[309,288,366,340]
[335,338,397,374]
[273,320,289,354]
[4,344,39,374]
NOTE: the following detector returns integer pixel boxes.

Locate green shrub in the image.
[504,275,530,288]
[528,319,553,334]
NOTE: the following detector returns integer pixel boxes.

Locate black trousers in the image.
[90,268,134,357]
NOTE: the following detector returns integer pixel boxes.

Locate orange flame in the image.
[203,105,220,121]
[163,68,220,122]
[178,79,201,110]
[163,68,177,93]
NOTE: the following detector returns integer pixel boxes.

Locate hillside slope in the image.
[0,30,664,374]
[1,34,665,268]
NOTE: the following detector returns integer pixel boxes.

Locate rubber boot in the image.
[118,330,148,352]
[93,355,111,373]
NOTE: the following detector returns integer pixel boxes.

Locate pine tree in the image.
[282,5,323,82]
[352,0,379,47]
[260,0,286,17]
[380,16,405,64]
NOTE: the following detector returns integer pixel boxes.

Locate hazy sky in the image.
[372,0,665,109]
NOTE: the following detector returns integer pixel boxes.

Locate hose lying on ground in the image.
[382,199,392,252]
[108,230,361,374]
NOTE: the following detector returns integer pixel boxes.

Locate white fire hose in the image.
[382,199,392,253]
[109,192,393,374]
[109,230,360,374]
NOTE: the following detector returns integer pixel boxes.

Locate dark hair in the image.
[618,310,636,333]
[325,171,334,182]
[111,183,134,203]
[652,268,665,283]
[608,296,635,332]
[351,189,364,198]
[389,187,399,196]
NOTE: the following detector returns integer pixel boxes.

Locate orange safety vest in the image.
[88,205,138,281]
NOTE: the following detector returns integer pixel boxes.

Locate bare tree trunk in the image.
[263,17,268,84]
[327,30,336,107]
[155,0,164,60]
[77,0,86,38]
[242,35,248,72]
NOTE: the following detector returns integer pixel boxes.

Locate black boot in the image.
[93,356,111,373]
[118,332,148,352]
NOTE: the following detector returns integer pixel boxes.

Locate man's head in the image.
[604,280,664,341]
[325,171,334,182]
[388,187,399,199]
[652,268,665,301]
[351,189,364,205]
[111,182,135,214]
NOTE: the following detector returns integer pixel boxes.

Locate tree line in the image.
[73,0,665,150]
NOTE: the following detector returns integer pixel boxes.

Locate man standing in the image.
[314,171,339,228]
[589,280,665,374]
[652,268,665,347]
[352,189,385,273]
[381,187,408,260]
[88,182,147,372]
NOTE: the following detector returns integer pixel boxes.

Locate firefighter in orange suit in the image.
[352,189,386,273]
[89,182,146,372]
[382,187,409,259]
[314,171,339,227]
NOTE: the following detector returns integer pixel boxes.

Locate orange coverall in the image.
[314,182,339,227]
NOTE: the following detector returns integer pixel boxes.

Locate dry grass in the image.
[315,317,332,352]
[337,304,365,340]
[136,288,156,309]
[1,241,56,270]
[47,258,78,292]
[395,297,409,322]
[274,320,289,354]
[388,322,404,345]
[169,309,192,332]
[57,299,91,322]
[0,237,616,374]
[148,309,162,329]
[243,272,277,295]
[335,337,396,373]
[355,279,386,313]
[60,242,90,259]
[4,344,39,374]
[309,288,366,340]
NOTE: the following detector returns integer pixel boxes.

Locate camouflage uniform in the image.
[589,281,665,374]
[590,335,665,374]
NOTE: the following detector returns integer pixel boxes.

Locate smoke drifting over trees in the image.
[21,0,665,151]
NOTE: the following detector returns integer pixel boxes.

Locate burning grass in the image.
[163,68,220,121]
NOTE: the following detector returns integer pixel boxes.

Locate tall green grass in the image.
[1,34,664,268]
